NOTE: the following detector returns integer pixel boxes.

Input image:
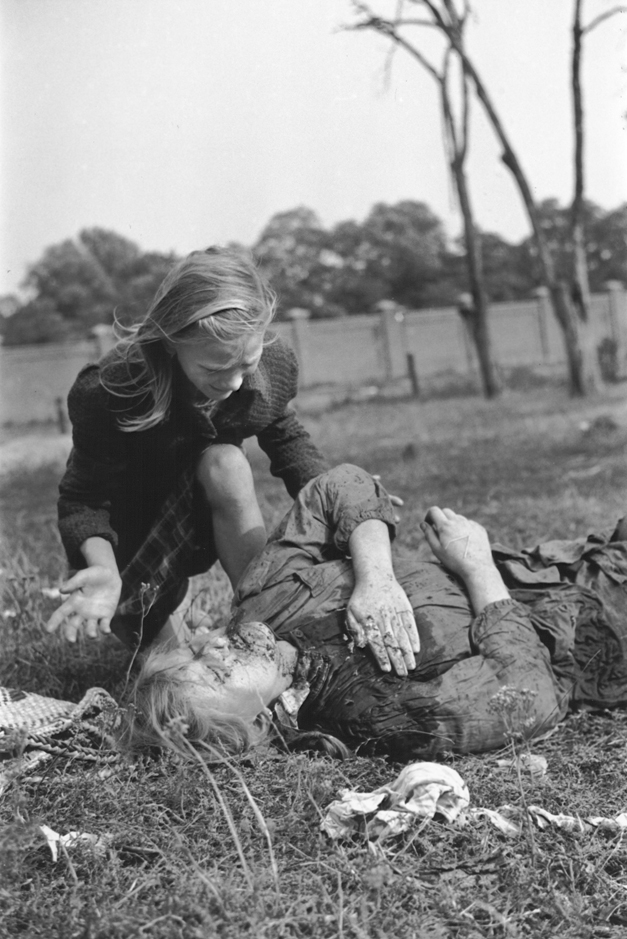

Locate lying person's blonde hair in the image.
[123,640,272,756]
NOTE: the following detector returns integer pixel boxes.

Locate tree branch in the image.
[583,6,626,33]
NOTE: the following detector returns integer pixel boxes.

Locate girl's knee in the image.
[196,445,253,504]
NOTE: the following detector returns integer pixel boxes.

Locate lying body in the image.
[129,465,627,760]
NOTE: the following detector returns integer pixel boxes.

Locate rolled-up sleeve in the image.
[274,464,397,561]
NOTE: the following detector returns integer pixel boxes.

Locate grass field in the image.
[2,385,627,938]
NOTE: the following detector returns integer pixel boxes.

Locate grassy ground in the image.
[3,385,627,938]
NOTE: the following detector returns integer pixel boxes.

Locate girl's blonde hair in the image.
[122,639,271,756]
[103,247,277,431]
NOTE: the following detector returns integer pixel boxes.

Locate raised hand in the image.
[421,507,493,578]
[421,507,510,613]
[45,565,122,643]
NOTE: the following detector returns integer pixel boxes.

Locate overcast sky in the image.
[2,0,626,296]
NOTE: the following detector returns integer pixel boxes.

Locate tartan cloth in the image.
[113,467,216,648]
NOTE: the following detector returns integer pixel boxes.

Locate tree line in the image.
[1,196,625,347]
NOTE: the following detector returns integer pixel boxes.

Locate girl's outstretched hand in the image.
[45,566,122,643]
[346,575,420,677]
[421,507,494,578]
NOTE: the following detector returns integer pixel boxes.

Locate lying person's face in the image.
[185,621,294,723]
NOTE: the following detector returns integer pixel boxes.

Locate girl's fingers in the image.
[85,618,101,639]
[59,569,91,593]
[46,597,78,632]
[63,615,82,643]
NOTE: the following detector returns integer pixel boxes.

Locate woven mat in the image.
[0,685,121,795]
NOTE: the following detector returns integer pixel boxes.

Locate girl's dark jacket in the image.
[58,336,328,571]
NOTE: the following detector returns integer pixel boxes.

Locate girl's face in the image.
[173,333,264,402]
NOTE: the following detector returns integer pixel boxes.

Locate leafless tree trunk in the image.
[440,57,501,397]
[570,2,625,378]
[350,4,502,397]
[435,0,606,394]
[570,0,591,319]
[352,0,616,395]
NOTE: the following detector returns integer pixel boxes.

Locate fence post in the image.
[376,301,406,381]
[534,287,551,361]
[90,324,115,359]
[406,353,420,398]
[605,281,627,377]
[286,308,311,387]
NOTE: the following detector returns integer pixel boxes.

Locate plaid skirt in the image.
[111,469,217,649]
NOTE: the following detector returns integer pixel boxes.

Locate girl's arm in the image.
[257,407,329,497]
[253,341,328,497]
[58,365,128,568]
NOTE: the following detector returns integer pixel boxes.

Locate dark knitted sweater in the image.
[58,336,328,569]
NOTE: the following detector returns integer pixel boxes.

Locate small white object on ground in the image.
[323,760,627,844]
[322,762,470,841]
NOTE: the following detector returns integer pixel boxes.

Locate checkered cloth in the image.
[114,468,216,647]
[0,685,120,796]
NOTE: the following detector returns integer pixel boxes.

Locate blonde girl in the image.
[48,247,328,648]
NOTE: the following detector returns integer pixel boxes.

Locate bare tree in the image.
[352,0,621,395]
[570,2,626,335]
[351,4,501,396]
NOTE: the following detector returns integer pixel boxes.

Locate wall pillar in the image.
[90,324,115,359]
[286,308,311,387]
[534,286,551,361]
[605,280,627,376]
[376,301,406,381]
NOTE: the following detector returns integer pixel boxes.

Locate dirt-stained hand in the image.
[346,575,420,677]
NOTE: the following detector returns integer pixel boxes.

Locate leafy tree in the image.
[253,207,336,317]
[358,200,448,307]
[20,228,177,336]
[516,199,627,293]
[325,201,452,314]
[23,238,117,326]
[580,202,627,290]
[254,201,455,317]
[2,299,72,346]
[477,232,535,301]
